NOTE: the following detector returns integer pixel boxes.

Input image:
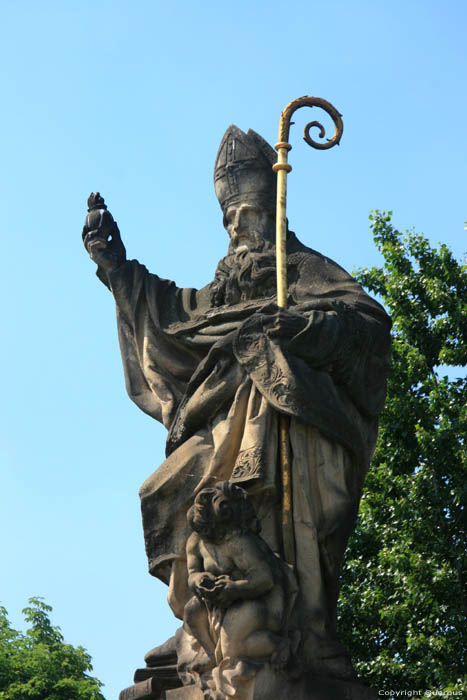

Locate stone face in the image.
[83,125,391,699]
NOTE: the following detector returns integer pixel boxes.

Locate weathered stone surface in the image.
[178,481,298,696]
[161,667,378,700]
[133,665,181,686]
[165,686,204,699]
[84,125,391,698]
[250,666,378,700]
[119,677,162,700]
[144,636,178,668]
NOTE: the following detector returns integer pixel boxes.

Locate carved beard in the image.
[210,235,277,307]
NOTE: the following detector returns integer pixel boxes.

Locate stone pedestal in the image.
[119,665,182,700]
[249,666,378,699]
[119,663,377,700]
[165,688,204,699]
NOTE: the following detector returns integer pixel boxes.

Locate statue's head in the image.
[188,480,261,542]
[214,126,277,251]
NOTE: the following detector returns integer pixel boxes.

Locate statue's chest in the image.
[199,539,236,577]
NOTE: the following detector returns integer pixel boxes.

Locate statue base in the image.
[119,663,377,700]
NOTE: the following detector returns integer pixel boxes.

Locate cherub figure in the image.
[184,480,297,694]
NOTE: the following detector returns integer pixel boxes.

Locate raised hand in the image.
[82,192,126,272]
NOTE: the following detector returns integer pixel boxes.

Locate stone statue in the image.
[181,480,298,698]
[83,125,391,699]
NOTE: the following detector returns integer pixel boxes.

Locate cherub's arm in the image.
[187,532,203,586]
[186,532,216,597]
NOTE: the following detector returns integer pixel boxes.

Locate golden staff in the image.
[272,96,344,566]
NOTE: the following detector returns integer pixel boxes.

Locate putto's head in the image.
[214,126,277,250]
[187,480,261,542]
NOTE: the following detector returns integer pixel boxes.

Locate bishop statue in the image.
[83,124,391,700]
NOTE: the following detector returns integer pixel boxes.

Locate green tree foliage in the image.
[338,212,466,693]
[0,597,105,700]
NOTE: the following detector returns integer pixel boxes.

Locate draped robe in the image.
[103,233,391,675]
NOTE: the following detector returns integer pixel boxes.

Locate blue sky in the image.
[1,1,465,698]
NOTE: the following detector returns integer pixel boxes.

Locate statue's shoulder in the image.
[286,232,358,301]
[194,282,214,313]
[287,232,391,326]
[286,232,354,281]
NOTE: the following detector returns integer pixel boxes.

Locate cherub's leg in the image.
[220,600,281,660]
[234,630,281,659]
[184,596,216,659]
